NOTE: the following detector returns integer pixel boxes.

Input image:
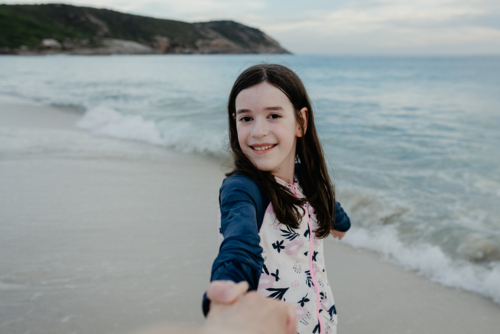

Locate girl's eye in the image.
[239,116,252,122]
[268,114,281,119]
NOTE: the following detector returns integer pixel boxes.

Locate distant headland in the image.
[0,3,291,55]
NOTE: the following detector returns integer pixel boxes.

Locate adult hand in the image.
[206,290,296,334]
[131,290,297,334]
[330,229,346,240]
[206,280,296,334]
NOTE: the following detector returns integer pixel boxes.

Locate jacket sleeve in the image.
[331,201,351,232]
[202,176,265,316]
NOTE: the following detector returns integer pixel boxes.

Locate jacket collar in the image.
[275,176,304,198]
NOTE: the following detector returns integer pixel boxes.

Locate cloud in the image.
[262,0,494,32]
[253,0,500,54]
[1,0,267,22]
[121,0,267,21]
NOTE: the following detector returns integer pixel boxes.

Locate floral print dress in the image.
[218,177,338,334]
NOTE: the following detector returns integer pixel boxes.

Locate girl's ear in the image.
[296,107,309,137]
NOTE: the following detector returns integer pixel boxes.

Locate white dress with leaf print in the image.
[218,177,338,334]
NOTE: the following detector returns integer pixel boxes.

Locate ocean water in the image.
[1,54,499,304]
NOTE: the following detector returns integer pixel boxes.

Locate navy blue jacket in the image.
[202,174,351,315]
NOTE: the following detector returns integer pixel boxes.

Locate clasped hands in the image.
[131,281,296,334]
[205,280,297,334]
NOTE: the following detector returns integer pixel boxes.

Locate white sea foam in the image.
[76,106,227,156]
[77,106,164,145]
[342,226,500,304]
[335,185,500,304]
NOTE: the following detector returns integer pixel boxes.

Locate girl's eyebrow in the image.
[265,106,284,111]
[236,109,250,115]
[236,106,284,114]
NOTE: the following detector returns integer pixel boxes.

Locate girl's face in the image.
[235,81,307,183]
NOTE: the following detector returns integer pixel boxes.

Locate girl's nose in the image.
[251,117,269,138]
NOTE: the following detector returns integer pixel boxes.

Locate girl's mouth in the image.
[250,144,277,153]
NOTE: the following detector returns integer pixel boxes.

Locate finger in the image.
[207,280,235,304]
[221,281,249,303]
[207,280,249,304]
[232,281,249,298]
[284,303,297,334]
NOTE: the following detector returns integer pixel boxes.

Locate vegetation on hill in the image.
[0,4,290,54]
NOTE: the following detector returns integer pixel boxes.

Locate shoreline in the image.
[1,95,500,334]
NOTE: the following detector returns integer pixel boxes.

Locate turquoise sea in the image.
[1,54,499,303]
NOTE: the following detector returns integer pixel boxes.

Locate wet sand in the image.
[1,95,499,334]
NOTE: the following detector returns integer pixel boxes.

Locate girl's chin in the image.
[252,163,276,172]
[249,159,280,172]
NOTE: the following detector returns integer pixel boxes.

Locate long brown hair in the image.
[226,63,335,238]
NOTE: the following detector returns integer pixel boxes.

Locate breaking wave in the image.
[338,187,500,304]
[76,106,228,157]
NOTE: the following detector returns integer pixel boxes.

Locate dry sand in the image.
[1,95,499,334]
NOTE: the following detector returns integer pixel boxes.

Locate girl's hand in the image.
[330,229,346,240]
[207,280,249,304]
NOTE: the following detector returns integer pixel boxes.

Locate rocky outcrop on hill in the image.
[0,4,290,55]
[193,21,287,54]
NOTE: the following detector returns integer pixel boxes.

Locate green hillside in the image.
[0,4,290,54]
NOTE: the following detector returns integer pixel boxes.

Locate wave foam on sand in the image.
[76,106,227,157]
[339,187,500,305]
[344,227,500,304]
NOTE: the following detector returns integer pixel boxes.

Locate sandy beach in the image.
[1,95,499,334]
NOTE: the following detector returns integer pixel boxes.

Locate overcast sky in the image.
[4,0,500,55]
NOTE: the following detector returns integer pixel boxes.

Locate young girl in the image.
[203,64,351,334]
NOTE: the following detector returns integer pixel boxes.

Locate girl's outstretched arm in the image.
[202,174,270,316]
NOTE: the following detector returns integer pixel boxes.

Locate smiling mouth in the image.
[250,144,277,152]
